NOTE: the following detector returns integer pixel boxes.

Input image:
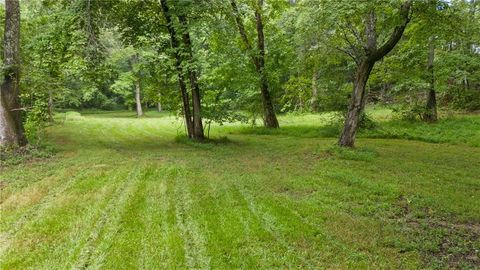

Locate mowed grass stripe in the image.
[57,165,137,268]
[0,164,134,269]
[73,164,147,269]
[140,167,170,269]
[173,167,211,269]
[185,168,298,268]
[0,163,101,259]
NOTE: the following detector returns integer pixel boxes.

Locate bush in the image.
[22,93,51,144]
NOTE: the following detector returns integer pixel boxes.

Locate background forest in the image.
[2,0,479,145]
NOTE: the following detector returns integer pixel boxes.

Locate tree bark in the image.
[135,79,143,117]
[48,90,54,122]
[255,1,279,128]
[423,38,437,122]
[160,0,194,137]
[157,102,162,112]
[0,0,26,147]
[230,0,279,128]
[338,60,374,147]
[338,0,412,147]
[0,97,18,145]
[179,15,204,140]
[311,71,319,112]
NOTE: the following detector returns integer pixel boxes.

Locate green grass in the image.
[1,110,479,269]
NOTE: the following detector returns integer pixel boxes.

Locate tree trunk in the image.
[179,15,204,140]
[254,1,279,128]
[157,102,162,112]
[338,0,412,147]
[311,71,319,112]
[135,79,143,117]
[338,60,374,147]
[423,39,437,122]
[48,90,54,122]
[160,0,193,137]
[0,0,26,147]
[0,97,18,145]
[230,0,279,128]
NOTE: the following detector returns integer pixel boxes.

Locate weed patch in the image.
[0,144,54,166]
[392,195,480,269]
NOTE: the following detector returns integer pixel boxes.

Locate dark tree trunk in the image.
[338,0,412,147]
[311,71,319,112]
[135,79,143,117]
[254,1,279,128]
[230,0,279,128]
[423,39,437,122]
[0,0,26,147]
[160,0,194,137]
[48,90,54,122]
[179,15,204,140]
[338,60,374,147]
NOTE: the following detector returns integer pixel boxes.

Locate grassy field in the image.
[1,110,479,269]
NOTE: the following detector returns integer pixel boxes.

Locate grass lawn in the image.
[1,110,479,269]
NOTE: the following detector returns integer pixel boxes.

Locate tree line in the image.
[0,0,479,148]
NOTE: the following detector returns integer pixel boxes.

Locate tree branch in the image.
[372,0,413,61]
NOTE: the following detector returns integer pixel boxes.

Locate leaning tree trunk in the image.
[423,38,437,122]
[338,60,374,148]
[179,15,204,140]
[0,0,26,147]
[338,0,412,148]
[160,0,193,137]
[135,79,143,117]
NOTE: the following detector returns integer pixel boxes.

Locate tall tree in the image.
[230,0,280,128]
[179,15,204,140]
[132,54,144,117]
[337,0,413,147]
[423,37,437,122]
[0,0,27,147]
[160,0,194,138]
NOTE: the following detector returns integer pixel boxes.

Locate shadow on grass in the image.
[174,135,236,150]
[326,145,379,162]
[233,124,340,138]
[230,117,480,148]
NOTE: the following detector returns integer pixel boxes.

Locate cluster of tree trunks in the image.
[338,0,413,147]
[0,0,27,147]
[230,0,279,128]
[160,0,204,140]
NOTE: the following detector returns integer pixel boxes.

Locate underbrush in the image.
[360,116,480,147]
[234,111,480,148]
[0,144,54,166]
